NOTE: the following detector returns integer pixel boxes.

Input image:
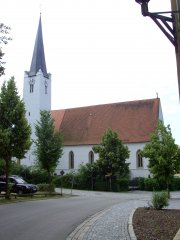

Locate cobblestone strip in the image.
[128,209,137,240]
[83,200,148,240]
[66,208,111,240]
[83,203,135,240]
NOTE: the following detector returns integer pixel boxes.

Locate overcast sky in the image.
[1,0,180,145]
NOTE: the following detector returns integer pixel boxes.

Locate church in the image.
[22,16,164,179]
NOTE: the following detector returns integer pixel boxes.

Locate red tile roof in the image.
[51,109,65,131]
[51,98,160,145]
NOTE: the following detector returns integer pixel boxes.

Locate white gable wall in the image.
[56,142,150,179]
[56,145,99,174]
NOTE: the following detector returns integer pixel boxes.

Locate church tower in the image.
[23,15,51,165]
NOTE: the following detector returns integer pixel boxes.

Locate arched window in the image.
[89,151,94,164]
[69,151,74,169]
[136,150,143,168]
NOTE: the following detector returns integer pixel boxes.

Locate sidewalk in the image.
[66,191,180,240]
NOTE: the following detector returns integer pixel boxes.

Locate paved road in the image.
[1,190,178,240]
[0,190,152,240]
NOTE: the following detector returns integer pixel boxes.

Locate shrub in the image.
[144,178,160,191]
[0,159,5,175]
[172,177,180,190]
[53,173,76,189]
[76,164,97,190]
[11,163,31,180]
[137,177,168,191]
[137,177,145,190]
[10,163,51,184]
[94,178,109,191]
[150,191,169,210]
[37,183,55,193]
[52,176,62,188]
[29,168,51,184]
[117,178,129,191]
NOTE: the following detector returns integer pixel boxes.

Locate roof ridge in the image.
[52,98,159,112]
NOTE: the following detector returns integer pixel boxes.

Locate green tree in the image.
[0,23,11,77]
[76,163,98,190]
[0,77,31,198]
[0,158,5,175]
[34,110,63,180]
[141,121,180,197]
[93,128,130,178]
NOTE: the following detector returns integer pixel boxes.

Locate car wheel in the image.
[18,189,23,195]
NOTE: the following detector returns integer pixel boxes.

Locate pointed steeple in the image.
[29,15,48,78]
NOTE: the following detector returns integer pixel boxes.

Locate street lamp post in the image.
[135,0,180,100]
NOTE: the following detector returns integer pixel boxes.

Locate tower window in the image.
[89,151,94,164]
[69,151,74,169]
[136,150,143,168]
[29,112,30,116]
[45,80,48,94]
[45,85,47,94]
[29,78,35,93]
[30,84,34,93]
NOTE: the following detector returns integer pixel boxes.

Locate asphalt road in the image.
[0,191,134,240]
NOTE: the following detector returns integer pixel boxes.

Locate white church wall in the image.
[158,101,164,122]
[56,145,98,175]
[126,142,150,178]
[56,142,150,179]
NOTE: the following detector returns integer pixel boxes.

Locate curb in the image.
[66,208,110,240]
[128,208,137,240]
[173,228,180,240]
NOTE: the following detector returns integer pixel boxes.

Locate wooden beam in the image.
[171,0,180,100]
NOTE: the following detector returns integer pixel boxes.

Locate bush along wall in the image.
[172,177,180,190]
[53,173,76,189]
[37,183,55,193]
[53,174,129,192]
[137,177,180,191]
[10,163,51,184]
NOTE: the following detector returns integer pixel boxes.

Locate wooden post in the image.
[171,0,180,99]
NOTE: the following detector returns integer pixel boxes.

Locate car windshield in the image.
[15,178,27,184]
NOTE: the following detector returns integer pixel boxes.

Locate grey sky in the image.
[1,0,180,144]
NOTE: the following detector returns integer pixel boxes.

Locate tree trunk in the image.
[166,180,170,199]
[5,158,10,199]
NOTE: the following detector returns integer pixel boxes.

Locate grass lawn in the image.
[0,192,72,204]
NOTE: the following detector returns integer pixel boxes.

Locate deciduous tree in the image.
[0,23,11,77]
[0,77,31,198]
[34,110,63,179]
[93,128,130,178]
[141,121,180,197]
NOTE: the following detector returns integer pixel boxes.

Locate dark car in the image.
[0,175,38,194]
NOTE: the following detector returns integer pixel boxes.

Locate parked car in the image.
[0,175,38,194]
